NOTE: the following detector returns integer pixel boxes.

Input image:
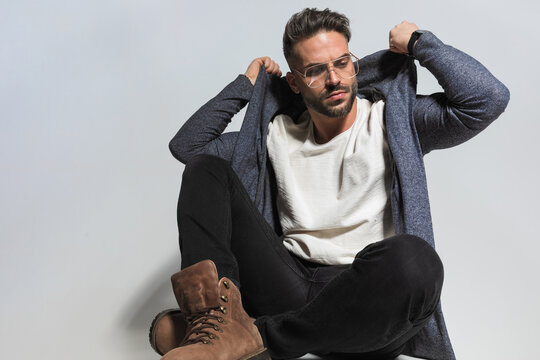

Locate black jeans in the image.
[177,154,443,360]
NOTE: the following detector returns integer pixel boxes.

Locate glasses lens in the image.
[305,64,327,88]
[333,55,358,79]
[303,54,359,88]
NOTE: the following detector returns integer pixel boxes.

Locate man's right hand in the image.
[244,57,282,85]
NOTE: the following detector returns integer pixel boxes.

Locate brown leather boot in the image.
[161,260,270,360]
[149,308,187,355]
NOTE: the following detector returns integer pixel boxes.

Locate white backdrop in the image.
[1,0,538,359]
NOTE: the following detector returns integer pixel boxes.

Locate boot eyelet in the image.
[202,339,210,344]
[217,317,224,323]
[214,325,221,331]
[219,306,227,314]
[223,280,230,289]
[220,295,229,302]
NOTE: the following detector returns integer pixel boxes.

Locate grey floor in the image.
[296,355,422,359]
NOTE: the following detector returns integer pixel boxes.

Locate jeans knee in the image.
[182,154,231,181]
[397,235,443,295]
[347,235,443,326]
[372,234,444,296]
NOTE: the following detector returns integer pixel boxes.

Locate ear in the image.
[286,72,301,94]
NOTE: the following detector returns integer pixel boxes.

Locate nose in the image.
[325,67,340,86]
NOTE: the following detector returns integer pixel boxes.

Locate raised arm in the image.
[169,75,252,164]
[169,57,282,164]
[389,22,510,154]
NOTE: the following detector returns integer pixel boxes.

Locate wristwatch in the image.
[408,30,425,56]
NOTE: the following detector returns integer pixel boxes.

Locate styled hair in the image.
[283,8,351,65]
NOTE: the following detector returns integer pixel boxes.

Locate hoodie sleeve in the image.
[411,31,510,155]
[169,75,254,164]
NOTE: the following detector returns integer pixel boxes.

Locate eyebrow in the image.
[303,52,350,69]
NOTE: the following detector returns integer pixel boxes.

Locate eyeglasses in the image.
[293,53,360,88]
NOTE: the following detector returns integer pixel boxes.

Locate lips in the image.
[326,91,346,101]
[326,90,347,101]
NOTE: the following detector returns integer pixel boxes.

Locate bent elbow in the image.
[488,82,510,118]
[169,136,189,164]
[482,81,510,121]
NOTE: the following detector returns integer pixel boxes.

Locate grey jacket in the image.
[170,31,510,359]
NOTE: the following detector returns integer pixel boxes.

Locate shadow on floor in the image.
[117,254,181,358]
[120,254,181,331]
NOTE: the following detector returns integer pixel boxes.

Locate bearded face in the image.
[300,79,358,118]
[286,31,359,119]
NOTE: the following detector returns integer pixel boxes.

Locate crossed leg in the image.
[177,154,443,359]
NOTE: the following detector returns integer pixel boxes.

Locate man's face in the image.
[287,31,358,118]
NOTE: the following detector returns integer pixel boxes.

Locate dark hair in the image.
[283,8,351,65]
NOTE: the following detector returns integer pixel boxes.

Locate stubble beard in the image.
[302,80,358,118]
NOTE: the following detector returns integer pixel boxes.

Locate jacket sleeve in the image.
[169,74,254,164]
[412,31,510,155]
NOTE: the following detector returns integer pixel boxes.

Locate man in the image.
[150,8,509,360]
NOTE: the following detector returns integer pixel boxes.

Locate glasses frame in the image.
[293,52,360,89]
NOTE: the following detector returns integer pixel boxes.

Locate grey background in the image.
[1,0,538,359]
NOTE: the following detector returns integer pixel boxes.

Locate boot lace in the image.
[182,306,227,345]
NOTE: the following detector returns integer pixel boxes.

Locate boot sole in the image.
[240,348,272,360]
[148,308,183,355]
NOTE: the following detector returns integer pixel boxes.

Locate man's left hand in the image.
[389,21,420,54]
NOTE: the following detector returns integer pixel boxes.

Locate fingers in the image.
[388,21,419,54]
[244,57,282,85]
[262,57,282,77]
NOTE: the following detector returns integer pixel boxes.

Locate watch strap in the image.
[407,30,424,56]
